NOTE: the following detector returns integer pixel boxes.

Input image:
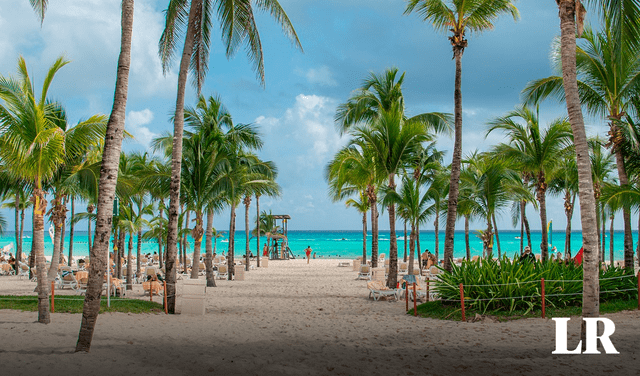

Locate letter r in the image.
[583,318,619,354]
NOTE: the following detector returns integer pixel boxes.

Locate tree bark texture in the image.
[190,212,204,279]
[443,48,464,272]
[557,0,600,342]
[244,196,251,271]
[227,205,236,280]
[205,210,216,287]
[75,0,134,352]
[465,215,470,260]
[68,197,75,266]
[165,0,202,312]
[32,189,50,324]
[387,174,398,289]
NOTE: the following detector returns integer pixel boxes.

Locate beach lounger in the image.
[337,261,350,267]
[0,263,14,276]
[367,280,400,301]
[18,264,30,279]
[216,265,228,280]
[57,266,78,290]
[357,265,371,280]
[398,262,408,274]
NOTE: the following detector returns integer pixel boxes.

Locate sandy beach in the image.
[1,259,639,376]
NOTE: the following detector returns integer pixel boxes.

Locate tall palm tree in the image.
[326,140,382,267]
[523,19,640,268]
[0,56,71,324]
[405,0,519,272]
[552,0,602,333]
[383,175,429,274]
[26,0,139,350]
[350,106,431,289]
[159,0,301,314]
[461,151,525,257]
[487,105,573,260]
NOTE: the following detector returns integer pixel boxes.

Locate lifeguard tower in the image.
[267,215,294,260]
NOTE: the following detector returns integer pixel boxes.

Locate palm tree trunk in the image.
[205,209,216,287]
[370,198,379,268]
[403,221,407,262]
[434,210,440,262]
[537,182,549,261]
[443,47,464,272]
[190,212,204,279]
[557,0,600,343]
[408,223,416,275]
[60,197,67,257]
[48,195,65,281]
[387,174,398,289]
[564,192,573,259]
[136,229,142,276]
[87,205,93,252]
[520,200,525,255]
[492,214,501,259]
[613,148,634,269]
[416,223,421,264]
[164,0,202,313]
[256,195,261,268]
[14,194,21,272]
[362,210,367,264]
[228,205,236,280]
[465,215,470,260]
[19,207,25,268]
[610,214,614,267]
[74,0,136,333]
[118,229,125,279]
[244,197,251,271]
[523,208,532,250]
[68,197,75,267]
[33,188,50,324]
[601,206,606,259]
[126,232,133,290]
[485,216,494,257]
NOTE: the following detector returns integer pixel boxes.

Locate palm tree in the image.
[350,106,431,289]
[461,151,525,257]
[523,20,640,268]
[326,140,382,267]
[552,0,602,332]
[423,164,449,263]
[383,175,429,274]
[405,0,519,272]
[487,105,573,260]
[548,154,579,259]
[159,0,301,314]
[0,56,72,324]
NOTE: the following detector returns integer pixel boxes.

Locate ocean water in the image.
[1,229,637,260]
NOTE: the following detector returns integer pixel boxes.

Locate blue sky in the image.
[0,1,618,232]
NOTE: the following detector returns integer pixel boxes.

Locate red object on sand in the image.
[574,247,584,265]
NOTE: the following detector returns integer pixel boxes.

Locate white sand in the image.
[1,258,639,376]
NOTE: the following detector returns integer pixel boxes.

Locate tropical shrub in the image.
[434,256,637,314]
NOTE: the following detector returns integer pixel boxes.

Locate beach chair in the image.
[398,262,408,274]
[18,263,30,279]
[367,280,399,301]
[0,263,14,276]
[379,253,386,263]
[216,264,228,280]
[357,265,371,280]
[58,266,78,290]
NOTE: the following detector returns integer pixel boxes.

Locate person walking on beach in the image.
[305,246,312,264]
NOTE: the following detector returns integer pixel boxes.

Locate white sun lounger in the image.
[367,281,400,301]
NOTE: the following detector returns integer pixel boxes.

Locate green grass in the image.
[409,299,639,322]
[0,295,164,314]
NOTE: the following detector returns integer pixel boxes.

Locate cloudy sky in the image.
[0,1,615,232]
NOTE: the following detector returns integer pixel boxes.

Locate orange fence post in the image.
[541,278,546,319]
[413,283,417,316]
[164,281,168,315]
[426,277,430,302]
[150,282,153,302]
[405,281,409,311]
[459,283,465,322]
[50,281,55,313]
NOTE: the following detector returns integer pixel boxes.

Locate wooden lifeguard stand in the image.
[268,215,294,260]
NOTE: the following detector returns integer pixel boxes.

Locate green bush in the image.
[434,256,638,314]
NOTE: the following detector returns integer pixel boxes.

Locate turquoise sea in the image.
[1,229,637,260]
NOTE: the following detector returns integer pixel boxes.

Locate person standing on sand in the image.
[263,243,268,257]
[305,246,312,264]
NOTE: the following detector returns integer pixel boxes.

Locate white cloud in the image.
[304,66,338,87]
[126,108,157,148]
